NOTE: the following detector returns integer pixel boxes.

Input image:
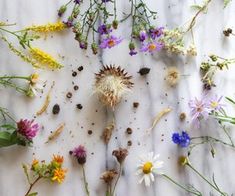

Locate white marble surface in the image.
[1,0,235,195]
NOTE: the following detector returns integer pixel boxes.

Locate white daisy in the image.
[136,152,164,187]
[28,73,45,96]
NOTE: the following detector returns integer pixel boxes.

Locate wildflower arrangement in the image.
[0,107,39,147]
[70,145,90,196]
[200,54,235,90]
[22,155,67,196]
[0,72,44,97]
[0,22,64,69]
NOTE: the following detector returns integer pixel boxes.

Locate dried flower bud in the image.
[138,67,150,75]
[129,42,135,50]
[102,123,115,144]
[100,169,118,184]
[91,43,98,55]
[58,5,67,17]
[165,67,180,87]
[223,28,233,36]
[178,156,189,166]
[209,54,218,62]
[112,20,119,29]
[112,148,128,164]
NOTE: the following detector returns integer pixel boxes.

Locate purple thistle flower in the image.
[149,27,164,39]
[17,119,39,140]
[99,35,122,49]
[209,95,225,112]
[98,24,112,35]
[139,30,147,42]
[140,41,163,54]
[172,131,190,148]
[70,145,87,165]
[188,97,210,127]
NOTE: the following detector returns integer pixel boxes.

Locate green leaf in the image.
[224,0,232,8]
[0,131,16,147]
[27,192,38,196]
[191,4,203,10]
[225,96,235,105]
[0,124,16,131]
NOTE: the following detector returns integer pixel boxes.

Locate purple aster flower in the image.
[209,95,225,112]
[99,35,122,49]
[139,30,147,42]
[188,97,210,127]
[140,41,163,54]
[149,27,164,39]
[70,145,87,165]
[98,24,112,35]
[172,131,190,148]
[17,119,39,140]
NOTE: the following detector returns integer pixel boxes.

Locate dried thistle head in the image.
[112,148,128,164]
[165,67,180,87]
[94,65,133,108]
[100,169,118,184]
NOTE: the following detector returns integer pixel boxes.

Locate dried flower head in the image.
[94,65,133,108]
[100,169,118,184]
[70,145,87,165]
[112,148,128,164]
[165,67,180,87]
[178,156,189,166]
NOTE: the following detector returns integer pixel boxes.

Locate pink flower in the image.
[17,119,39,140]
[99,35,122,49]
[140,41,163,54]
[70,145,87,164]
[188,97,210,127]
[209,95,225,112]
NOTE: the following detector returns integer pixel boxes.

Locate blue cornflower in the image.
[172,131,190,148]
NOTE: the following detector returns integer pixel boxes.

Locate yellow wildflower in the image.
[25,21,66,33]
[30,47,63,69]
[52,168,67,183]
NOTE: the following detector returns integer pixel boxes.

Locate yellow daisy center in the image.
[108,39,115,47]
[211,101,218,108]
[148,44,156,51]
[142,162,153,174]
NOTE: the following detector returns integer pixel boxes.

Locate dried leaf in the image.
[146,108,172,133]
[45,123,65,143]
[36,82,55,116]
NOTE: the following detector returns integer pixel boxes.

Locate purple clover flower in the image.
[17,119,39,140]
[98,24,112,35]
[140,41,163,54]
[188,97,210,127]
[149,27,164,39]
[99,35,122,49]
[172,131,190,148]
[139,30,147,42]
[70,145,87,165]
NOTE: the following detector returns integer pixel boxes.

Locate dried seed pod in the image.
[45,123,65,143]
[165,67,180,87]
[138,67,150,75]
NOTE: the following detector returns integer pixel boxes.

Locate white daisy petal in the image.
[144,175,151,187]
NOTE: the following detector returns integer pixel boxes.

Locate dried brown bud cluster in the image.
[112,148,128,164]
[94,65,133,108]
[100,169,118,184]
[165,67,180,87]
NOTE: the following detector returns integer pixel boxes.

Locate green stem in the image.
[24,176,41,196]
[111,163,122,196]
[0,27,20,38]
[221,126,234,147]
[0,107,16,122]
[187,164,227,195]
[0,76,30,80]
[82,165,90,196]
[0,79,29,94]
[162,174,202,196]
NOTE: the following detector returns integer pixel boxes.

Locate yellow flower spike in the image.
[30,47,63,69]
[52,168,67,184]
[25,21,66,33]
